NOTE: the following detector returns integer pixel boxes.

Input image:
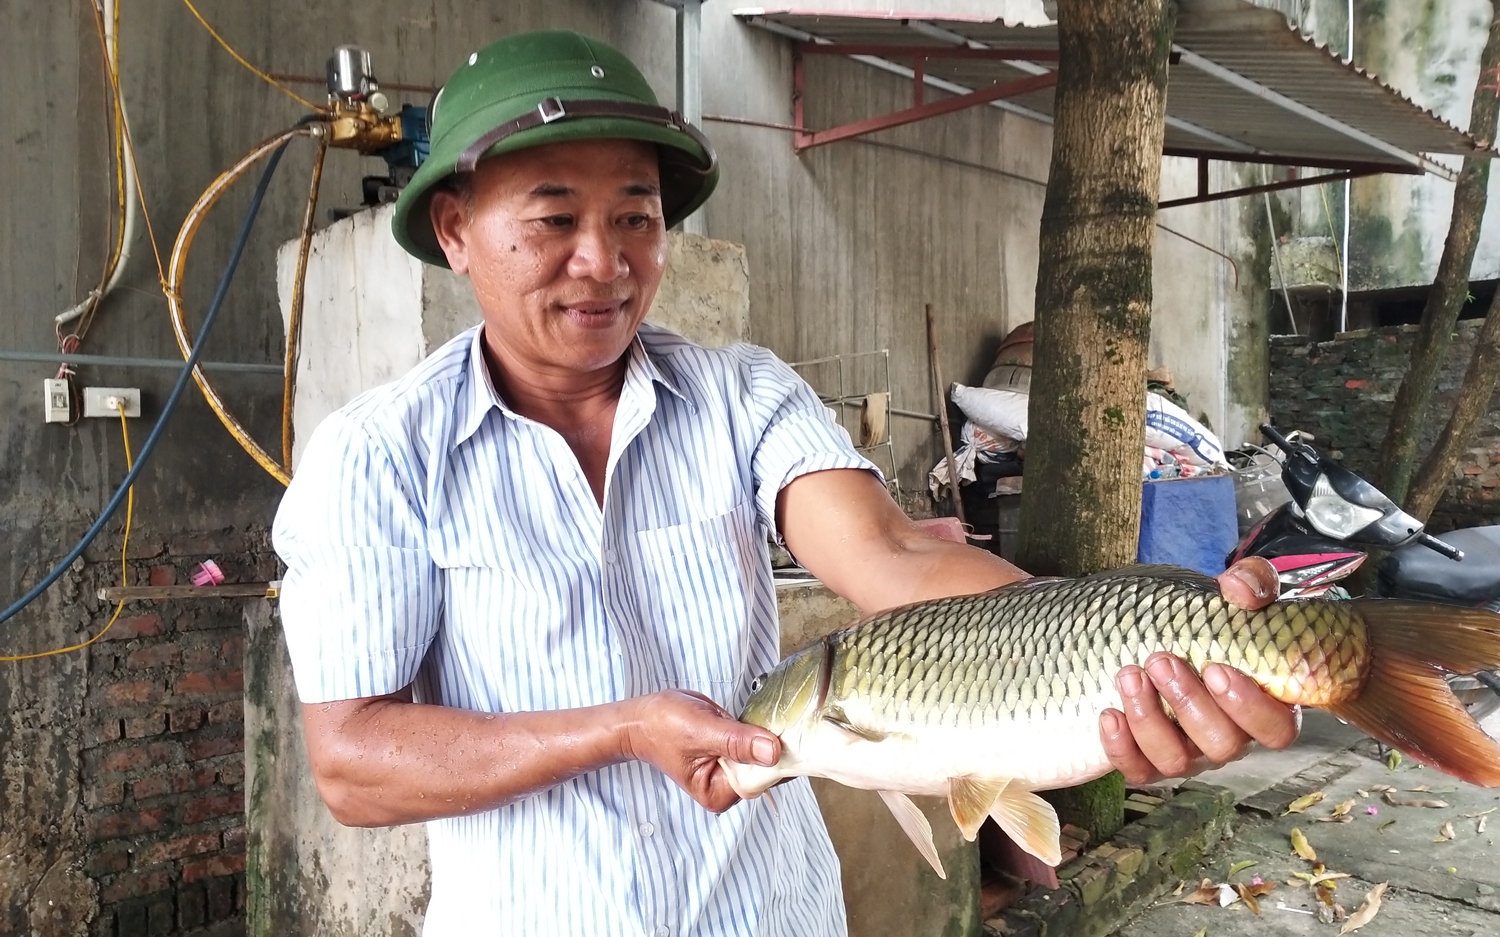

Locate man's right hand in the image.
[621,689,782,813]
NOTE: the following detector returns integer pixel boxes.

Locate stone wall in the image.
[1267,320,1500,530]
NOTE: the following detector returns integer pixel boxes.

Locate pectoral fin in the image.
[823,706,891,743]
[947,776,1011,842]
[988,787,1062,867]
[877,790,946,880]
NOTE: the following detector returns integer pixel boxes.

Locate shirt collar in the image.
[452,326,690,449]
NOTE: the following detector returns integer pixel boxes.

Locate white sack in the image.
[951,384,1029,442]
[1144,392,1227,467]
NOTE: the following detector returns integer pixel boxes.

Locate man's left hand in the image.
[1099,557,1301,783]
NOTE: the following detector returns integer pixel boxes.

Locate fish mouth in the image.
[718,757,781,800]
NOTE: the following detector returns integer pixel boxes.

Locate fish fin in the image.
[988,787,1063,867]
[947,776,1011,841]
[822,706,891,743]
[1330,600,1500,787]
[878,790,946,880]
[1077,564,1221,592]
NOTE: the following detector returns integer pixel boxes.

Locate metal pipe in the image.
[1342,0,1354,334]
[676,0,706,235]
[0,350,282,373]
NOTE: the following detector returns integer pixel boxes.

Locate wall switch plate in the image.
[43,378,71,423]
[83,386,142,418]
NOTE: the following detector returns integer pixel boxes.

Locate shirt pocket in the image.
[630,499,762,691]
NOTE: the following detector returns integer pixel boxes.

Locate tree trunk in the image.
[1372,0,1500,507]
[1016,0,1177,845]
[1406,301,1500,522]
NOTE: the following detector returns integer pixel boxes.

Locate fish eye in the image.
[750,674,766,693]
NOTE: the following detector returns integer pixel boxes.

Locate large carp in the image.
[720,566,1500,877]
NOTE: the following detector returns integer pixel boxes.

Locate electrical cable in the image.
[0,138,292,629]
[1,404,135,660]
[178,0,325,112]
[282,136,328,470]
[165,124,324,486]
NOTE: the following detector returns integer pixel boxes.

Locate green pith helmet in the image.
[392,29,719,268]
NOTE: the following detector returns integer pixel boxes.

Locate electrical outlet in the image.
[83,386,142,418]
[43,378,71,423]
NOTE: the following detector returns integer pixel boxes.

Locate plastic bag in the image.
[1144,392,1227,467]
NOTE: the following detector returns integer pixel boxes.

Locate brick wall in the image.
[1268,320,1500,531]
[80,528,278,937]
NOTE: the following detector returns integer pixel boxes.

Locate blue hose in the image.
[1,140,292,627]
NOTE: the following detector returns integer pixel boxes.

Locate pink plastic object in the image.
[191,560,225,587]
[913,516,968,544]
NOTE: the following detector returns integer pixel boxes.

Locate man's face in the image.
[429,139,668,378]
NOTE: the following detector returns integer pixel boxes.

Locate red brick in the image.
[132,766,217,801]
[182,792,242,825]
[207,700,242,726]
[84,782,126,809]
[103,680,162,706]
[83,719,124,749]
[187,734,243,761]
[87,807,167,841]
[1465,465,1484,475]
[125,645,180,670]
[174,669,243,697]
[123,714,166,739]
[84,844,132,876]
[99,868,171,903]
[169,708,206,733]
[139,831,222,866]
[101,613,161,641]
[1343,379,1371,390]
[220,634,245,666]
[217,761,244,787]
[182,853,246,883]
[180,643,221,669]
[148,566,177,586]
[222,826,246,852]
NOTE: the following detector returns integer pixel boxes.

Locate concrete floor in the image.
[1115,710,1500,936]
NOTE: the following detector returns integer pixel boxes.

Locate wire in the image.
[165,125,324,486]
[283,137,327,470]
[0,137,293,628]
[1,405,134,660]
[178,0,325,112]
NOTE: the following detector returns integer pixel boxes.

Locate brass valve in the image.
[325,99,403,154]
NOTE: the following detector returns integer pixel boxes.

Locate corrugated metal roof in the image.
[734,0,1491,177]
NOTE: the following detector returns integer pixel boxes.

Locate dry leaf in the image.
[1284,791,1326,815]
[1463,808,1497,818]
[1296,870,1352,886]
[1245,881,1277,898]
[1315,814,1354,824]
[1339,882,1388,934]
[1356,789,1370,798]
[1370,784,1395,793]
[1172,879,1187,897]
[1291,827,1318,861]
[1330,798,1357,818]
[1435,820,1456,842]
[1235,882,1263,915]
[1409,784,1431,792]
[1383,791,1450,808]
[1180,879,1219,905]
[1228,859,1259,877]
[1189,930,1207,937]
[1387,750,1404,771]
[1315,883,1337,907]
[1480,815,1489,835]
[1287,877,1307,888]
[1378,819,1397,833]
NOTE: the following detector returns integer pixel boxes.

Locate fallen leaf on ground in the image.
[1356,789,1370,798]
[1235,882,1264,914]
[1435,820,1456,842]
[1409,784,1431,792]
[1378,820,1397,833]
[1339,882,1388,934]
[1287,877,1306,888]
[1315,815,1354,824]
[1369,784,1395,793]
[1383,791,1450,808]
[1293,870,1352,886]
[1172,879,1187,897]
[1387,750,1404,771]
[1189,928,1207,937]
[1228,859,1259,877]
[1480,815,1489,834]
[1285,791,1326,815]
[1463,808,1497,818]
[1180,879,1219,905]
[1331,798,1357,818]
[1291,827,1318,861]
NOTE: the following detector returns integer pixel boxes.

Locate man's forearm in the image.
[303,692,635,826]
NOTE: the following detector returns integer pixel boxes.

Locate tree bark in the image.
[1016,0,1177,846]
[1406,301,1500,522]
[1017,0,1176,578]
[1372,0,1500,507]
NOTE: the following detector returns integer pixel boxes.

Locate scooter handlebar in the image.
[1420,533,1465,561]
[1258,423,1294,452]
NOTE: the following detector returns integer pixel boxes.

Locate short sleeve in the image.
[272,412,442,703]
[743,347,882,537]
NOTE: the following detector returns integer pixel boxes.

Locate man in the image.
[273,29,1296,937]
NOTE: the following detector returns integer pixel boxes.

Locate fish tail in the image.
[1330,600,1500,787]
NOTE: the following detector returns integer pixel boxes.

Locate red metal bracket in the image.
[792,47,1057,152]
[1159,167,1383,209]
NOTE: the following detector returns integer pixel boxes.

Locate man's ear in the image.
[429,190,471,274]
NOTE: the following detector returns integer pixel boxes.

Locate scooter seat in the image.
[1378,526,1500,604]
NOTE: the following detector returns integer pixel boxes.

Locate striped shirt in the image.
[273,322,877,937]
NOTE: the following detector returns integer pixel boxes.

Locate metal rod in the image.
[1158,169,1374,209]
[796,72,1058,151]
[0,350,282,373]
[1171,44,1458,181]
[798,42,1061,60]
[818,395,939,422]
[676,0,706,235]
[925,303,967,530]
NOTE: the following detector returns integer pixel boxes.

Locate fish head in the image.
[719,642,828,799]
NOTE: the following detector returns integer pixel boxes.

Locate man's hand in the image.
[621,690,781,813]
[1099,557,1301,783]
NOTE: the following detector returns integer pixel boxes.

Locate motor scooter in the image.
[1227,424,1500,718]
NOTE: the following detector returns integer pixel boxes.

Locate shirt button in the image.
[639,821,656,837]
[654,927,670,937]
[603,549,616,564]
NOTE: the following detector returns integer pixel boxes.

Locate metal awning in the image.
[735,0,1493,204]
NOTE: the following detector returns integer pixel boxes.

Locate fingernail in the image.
[1230,563,1273,599]
[1146,655,1177,685]
[1118,668,1145,696]
[1101,710,1121,736]
[752,737,777,766]
[1203,663,1231,695]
